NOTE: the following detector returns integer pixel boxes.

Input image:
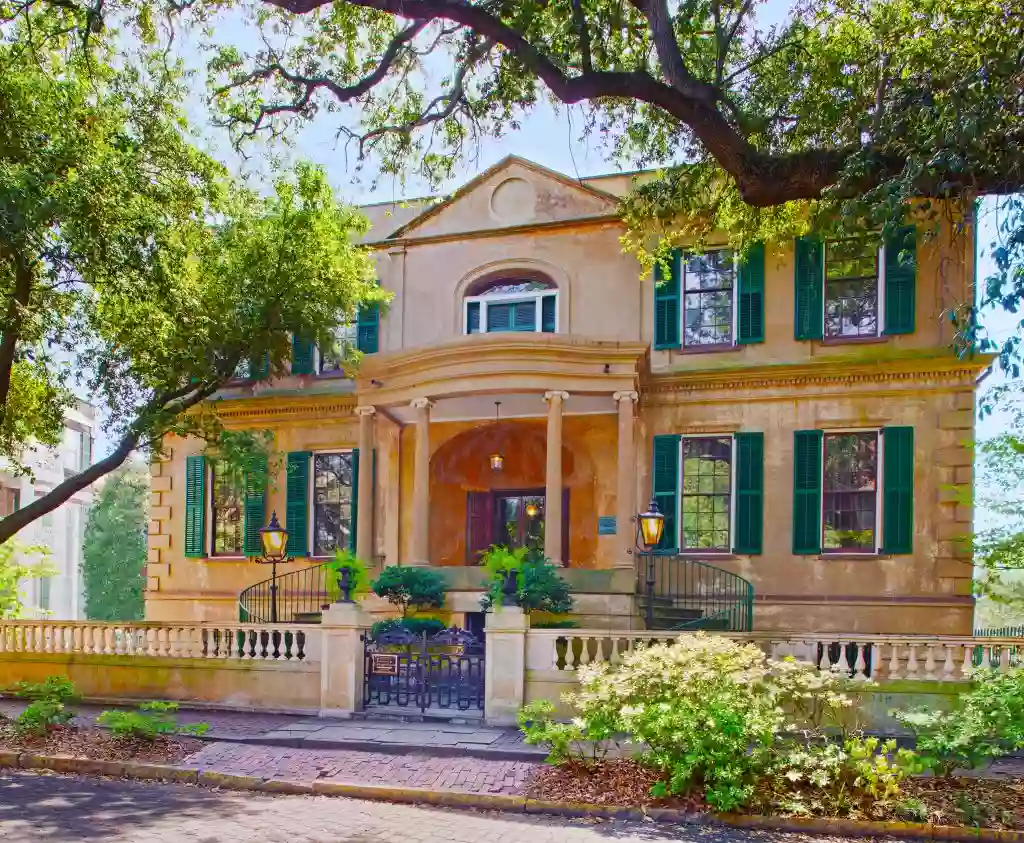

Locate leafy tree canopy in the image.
[82,467,148,621]
[0,540,54,619]
[0,10,382,543]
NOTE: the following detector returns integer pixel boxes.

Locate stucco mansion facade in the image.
[145,156,981,634]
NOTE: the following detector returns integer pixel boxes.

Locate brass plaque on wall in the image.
[370,653,399,675]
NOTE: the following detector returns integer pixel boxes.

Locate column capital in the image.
[410,397,434,410]
[354,405,377,417]
[543,390,570,404]
[613,390,639,404]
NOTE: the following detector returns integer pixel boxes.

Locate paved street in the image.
[0,770,880,843]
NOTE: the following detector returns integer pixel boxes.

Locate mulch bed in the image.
[525,759,703,811]
[526,759,1024,830]
[902,777,1024,830]
[0,724,203,765]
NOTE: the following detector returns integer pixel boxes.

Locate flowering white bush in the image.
[520,633,907,813]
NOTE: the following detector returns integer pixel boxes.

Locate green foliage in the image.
[97,701,210,741]
[82,468,147,621]
[532,619,580,629]
[0,12,384,543]
[371,566,446,617]
[520,634,919,812]
[479,546,574,615]
[13,700,74,737]
[8,676,78,704]
[893,669,1024,777]
[7,675,78,737]
[369,617,446,638]
[325,549,371,602]
[0,539,55,618]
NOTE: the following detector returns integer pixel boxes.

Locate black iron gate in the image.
[363,626,485,712]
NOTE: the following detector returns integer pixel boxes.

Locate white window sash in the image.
[820,428,883,554]
[821,242,887,339]
[676,433,735,553]
[309,449,356,558]
[680,249,737,348]
[464,290,557,334]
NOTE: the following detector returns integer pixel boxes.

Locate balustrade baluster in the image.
[905,643,920,679]
[980,645,992,670]
[942,645,956,680]
[852,644,868,681]
[1001,646,1012,673]
[888,643,901,678]
[834,644,851,675]
[817,643,831,671]
[924,645,937,680]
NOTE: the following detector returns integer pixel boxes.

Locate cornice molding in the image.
[212,395,357,424]
[644,355,990,398]
[366,213,622,249]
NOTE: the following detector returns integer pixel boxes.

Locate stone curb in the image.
[3,751,1023,843]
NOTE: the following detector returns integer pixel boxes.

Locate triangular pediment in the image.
[387,156,620,240]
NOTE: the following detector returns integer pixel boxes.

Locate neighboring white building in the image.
[0,401,96,619]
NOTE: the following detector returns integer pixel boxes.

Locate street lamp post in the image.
[634,499,666,629]
[254,511,289,623]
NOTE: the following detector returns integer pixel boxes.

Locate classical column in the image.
[614,391,639,566]
[410,398,433,565]
[355,406,376,563]
[543,391,569,565]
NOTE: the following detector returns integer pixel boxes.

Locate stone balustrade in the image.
[0,620,320,663]
[525,629,1023,682]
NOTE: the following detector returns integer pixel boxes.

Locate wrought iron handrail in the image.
[238,562,334,624]
[637,552,754,632]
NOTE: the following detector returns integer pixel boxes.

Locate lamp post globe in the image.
[259,510,288,561]
[638,499,665,549]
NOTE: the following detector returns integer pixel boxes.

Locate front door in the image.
[465,489,570,564]
[495,491,545,552]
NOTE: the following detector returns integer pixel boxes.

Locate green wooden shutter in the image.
[285,451,310,557]
[356,305,379,354]
[652,434,680,550]
[466,301,480,334]
[291,337,315,375]
[883,225,917,335]
[242,455,268,556]
[184,455,206,558]
[733,432,764,554]
[541,295,556,333]
[794,237,824,340]
[738,241,766,344]
[487,303,513,331]
[792,430,823,554]
[882,426,914,554]
[654,249,681,349]
[349,448,360,552]
[249,353,269,381]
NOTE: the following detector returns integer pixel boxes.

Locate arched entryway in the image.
[428,420,597,567]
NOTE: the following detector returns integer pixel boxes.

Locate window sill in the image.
[676,552,740,561]
[818,552,890,561]
[819,335,888,346]
[678,344,744,356]
[205,555,248,562]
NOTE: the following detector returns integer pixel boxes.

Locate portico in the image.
[354,333,645,570]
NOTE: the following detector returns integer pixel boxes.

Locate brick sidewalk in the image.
[183,741,540,795]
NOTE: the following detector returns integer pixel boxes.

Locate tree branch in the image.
[0,248,36,427]
[0,373,229,545]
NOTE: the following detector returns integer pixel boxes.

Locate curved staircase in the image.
[636,554,754,632]
[238,563,334,624]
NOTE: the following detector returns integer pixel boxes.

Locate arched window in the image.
[464,277,558,335]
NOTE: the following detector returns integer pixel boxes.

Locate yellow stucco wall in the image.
[145,157,981,634]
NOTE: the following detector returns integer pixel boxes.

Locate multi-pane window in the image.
[211,461,244,556]
[823,432,879,553]
[825,239,880,339]
[680,436,733,550]
[319,322,358,374]
[683,250,734,347]
[313,452,354,556]
[465,279,557,335]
